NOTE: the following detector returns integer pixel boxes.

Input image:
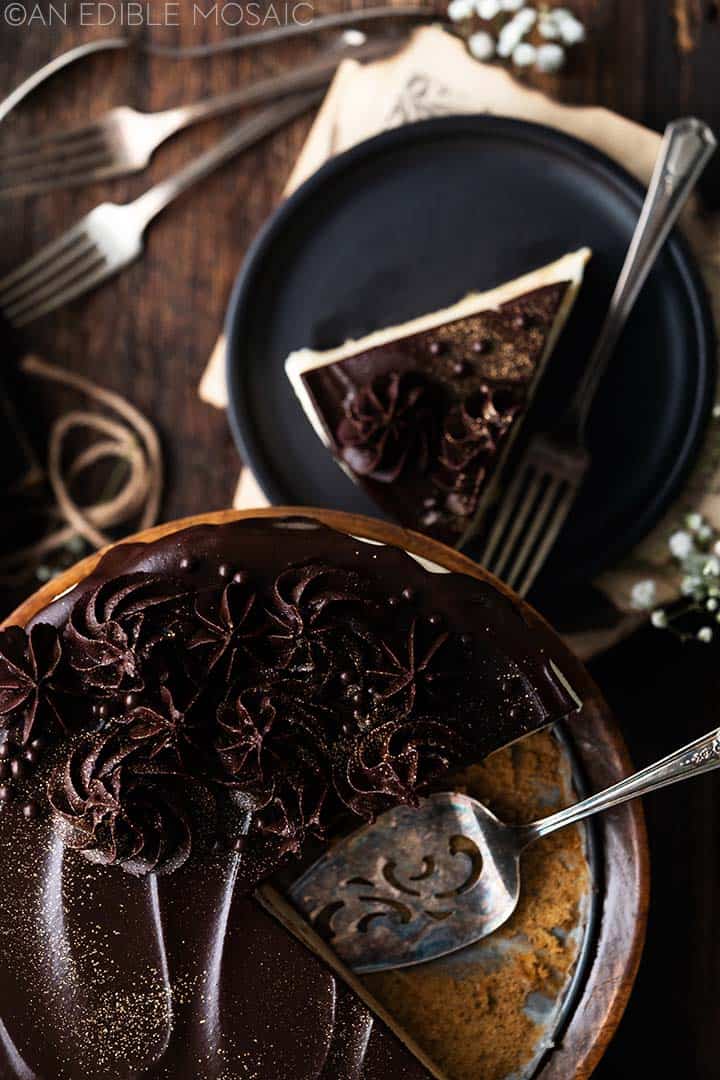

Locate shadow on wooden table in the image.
[590,626,720,1079]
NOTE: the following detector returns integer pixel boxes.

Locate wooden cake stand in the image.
[4,507,649,1080]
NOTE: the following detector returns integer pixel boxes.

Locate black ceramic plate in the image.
[225,116,716,595]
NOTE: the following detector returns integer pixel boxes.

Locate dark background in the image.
[2,1,720,1077]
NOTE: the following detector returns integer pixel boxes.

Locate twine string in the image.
[0,355,162,583]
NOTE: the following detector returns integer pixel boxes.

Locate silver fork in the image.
[0,91,322,328]
[481,117,717,597]
[0,41,389,200]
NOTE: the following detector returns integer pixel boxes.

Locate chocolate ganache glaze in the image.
[0,518,580,1079]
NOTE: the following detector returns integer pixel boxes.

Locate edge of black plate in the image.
[225,115,717,585]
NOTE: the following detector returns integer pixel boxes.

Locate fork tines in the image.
[481,434,589,597]
[0,124,116,199]
[0,222,106,327]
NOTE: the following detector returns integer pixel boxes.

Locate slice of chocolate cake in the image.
[0,517,581,1078]
[286,250,590,546]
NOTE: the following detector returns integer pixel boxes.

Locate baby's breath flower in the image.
[469,30,496,58]
[555,10,586,43]
[651,610,668,629]
[698,523,714,543]
[698,626,714,643]
[713,403,720,419]
[449,0,474,21]
[513,41,537,65]
[681,575,700,596]
[538,12,561,37]
[631,579,657,611]
[513,6,538,32]
[704,556,720,577]
[669,530,694,560]
[476,0,502,16]
[707,598,718,612]
[497,22,524,55]
[536,41,566,70]
[686,511,704,533]
[499,0,525,10]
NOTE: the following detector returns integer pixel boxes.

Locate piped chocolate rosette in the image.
[0,517,580,1079]
[286,250,590,546]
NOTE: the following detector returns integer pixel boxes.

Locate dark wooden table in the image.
[2,2,720,1077]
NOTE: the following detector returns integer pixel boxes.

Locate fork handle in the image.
[568,118,716,434]
[131,91,323,228]
[154,41,393,135]
[519,725,720,847]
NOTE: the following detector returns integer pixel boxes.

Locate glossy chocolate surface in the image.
[0,518,579,1078]
[301,284,569,544]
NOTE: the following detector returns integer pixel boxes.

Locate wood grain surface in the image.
[3,506,649,1080]
[2,4,720,1076]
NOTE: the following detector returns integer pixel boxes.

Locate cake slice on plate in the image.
[286,249,590,547]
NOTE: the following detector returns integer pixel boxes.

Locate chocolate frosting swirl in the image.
[439,386,520,516]
[50,731,203,875]
[64,573,190,694]
[336,717,470,818]
[337,371,438,483]
[0,623,65,746]
[2,520,578,882]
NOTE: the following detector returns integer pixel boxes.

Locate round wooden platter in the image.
[4,507,649,1080]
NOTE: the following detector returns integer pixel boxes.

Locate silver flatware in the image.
[0,91,322,327]
[481,117,717,597]
[291,722,720,973]
[0,41,392,200]
[145,5,438,58]
[0,37,128,126]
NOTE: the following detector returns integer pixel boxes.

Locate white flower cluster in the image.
[648,511,720,644]
[448,2,586,73]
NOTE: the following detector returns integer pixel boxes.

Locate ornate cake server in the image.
[291,722,720,972]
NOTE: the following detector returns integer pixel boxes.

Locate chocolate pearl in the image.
[339,671,353,685]
[218,563,232,579]
[0,785,11,803]
[460,633,473,647]
[29,737,44,751]
[23,748,39,767]
[423,496,437,509]
[512,313,527,330]
[428,340,445,356]
[232,571,248,585]
[22,801,39,821]
[124,693,138,710]
[10,759,25,780]
[387,595,400,608]
[472,337,491,354]
[452,361,469,376]
[427,613,443,628]
[97,703,109,720]
[179,556,196,572]
[401,587,416,602]
[0,742,10,760]
[352,709,364,722]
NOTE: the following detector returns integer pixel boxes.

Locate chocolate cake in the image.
[0,517,581,1078]
[286,251,590,546]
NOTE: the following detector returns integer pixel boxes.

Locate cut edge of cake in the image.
[285,248,591,547]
